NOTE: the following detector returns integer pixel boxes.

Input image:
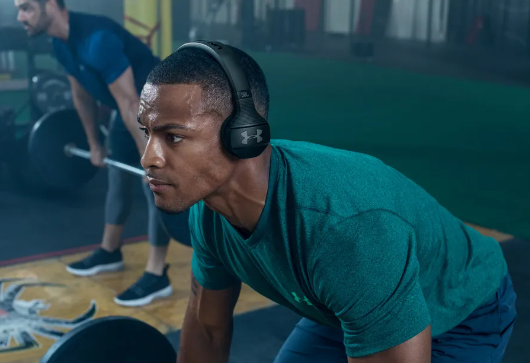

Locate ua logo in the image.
[241,129,263,145]
[291,292,313,306]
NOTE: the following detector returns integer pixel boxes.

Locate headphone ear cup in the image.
[231,123,270,159]
[219,96,270,159]
[221,112,270,159]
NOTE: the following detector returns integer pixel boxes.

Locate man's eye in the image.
[168,135,183,144]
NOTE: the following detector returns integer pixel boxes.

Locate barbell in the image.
[22,108,191,246]
[28,108,145,189]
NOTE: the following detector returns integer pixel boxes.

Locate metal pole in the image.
[65,144,145,177]
[499,0,511,50]
[318,0,326,36]
[526,0,530,52]
[349,0,356,43]
[427,0,434,48]
[160,0,173,60]
[227,0,232,25]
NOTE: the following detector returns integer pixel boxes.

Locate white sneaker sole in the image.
[114,285,173,307]
[66,261,124,277]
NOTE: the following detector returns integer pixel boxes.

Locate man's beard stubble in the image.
[24,14,51,37]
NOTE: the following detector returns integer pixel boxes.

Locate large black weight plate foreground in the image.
[28,109,99,191]
[159,208,191,247]
[40,316,176,363]
[31,71,73,116]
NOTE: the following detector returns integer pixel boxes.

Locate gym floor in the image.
[0,242,275,363]
[1,48,529,362]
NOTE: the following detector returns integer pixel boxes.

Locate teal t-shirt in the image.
[189,139,508,358]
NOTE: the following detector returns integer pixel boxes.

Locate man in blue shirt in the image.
[15,0,183,307]
[137,44,516,362]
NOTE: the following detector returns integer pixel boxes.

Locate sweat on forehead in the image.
[140,83,206,116]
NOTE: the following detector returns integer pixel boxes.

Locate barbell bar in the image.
[64,143,145,177]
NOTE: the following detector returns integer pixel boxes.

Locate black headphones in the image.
[175,40,270,159]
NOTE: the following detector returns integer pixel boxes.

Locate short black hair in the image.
[36,0,66,9]
[146,44,270,121]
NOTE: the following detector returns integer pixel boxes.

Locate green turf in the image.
[250,52,530,238]
[2,48,528,238]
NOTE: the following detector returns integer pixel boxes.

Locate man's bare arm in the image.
[107,66,146,155]
[68,76,100,147]
[177,273,241,363]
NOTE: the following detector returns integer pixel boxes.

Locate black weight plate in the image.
[28,109,99,191]
[40,316,176,363]
[31,71,73,115]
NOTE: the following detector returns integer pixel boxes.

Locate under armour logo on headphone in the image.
[241,129,263,144]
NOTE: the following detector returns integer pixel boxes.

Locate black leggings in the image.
[104,113,170,247]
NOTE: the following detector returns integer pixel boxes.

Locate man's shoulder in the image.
[271,139,380,165]
[70,11,116,29]
[271,139,391,197]
[69,11,120,47]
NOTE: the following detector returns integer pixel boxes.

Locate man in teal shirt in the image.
[137,42,517,362]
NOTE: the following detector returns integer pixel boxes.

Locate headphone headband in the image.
[176,41,253,101]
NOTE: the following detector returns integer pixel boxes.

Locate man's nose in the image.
[17,12,25,22]
[141,138,165,170]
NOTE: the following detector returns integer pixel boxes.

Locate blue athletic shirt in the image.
[52,11,160,110]
[189,139,508,358]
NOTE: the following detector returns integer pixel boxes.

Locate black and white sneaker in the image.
[114,265,173,307]
[66,248,124,277]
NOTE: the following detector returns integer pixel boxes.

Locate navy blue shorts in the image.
[274,273,517,363]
